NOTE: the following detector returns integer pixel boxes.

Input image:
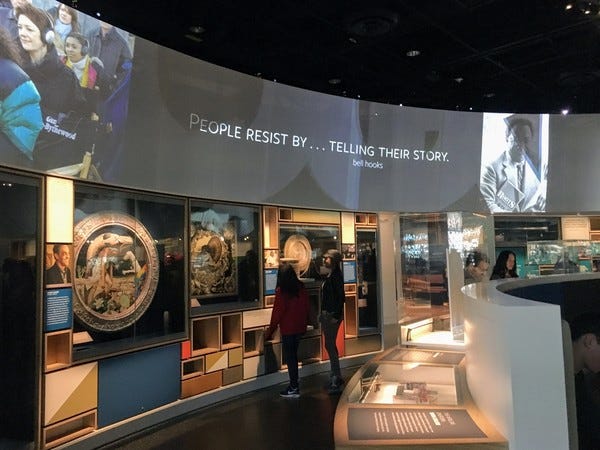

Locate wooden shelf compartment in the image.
[191,316,220,356]
[43,409,96,449]
[264,341,282,374]
[305,289,321,337]
[45,329,72,372]
[355,212,377,226]
[264,295,275,307]
[355,213,368,225]
[221,312,242,349]
[344,284,357,293]
[181,371,222,399]
[344,294,358,338]
[298,336,321,366]
[278,208,293,221]
[263,206,279,248]
[244,327,265,357]
[181,356,204,380]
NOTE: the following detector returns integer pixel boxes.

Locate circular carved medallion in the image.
[72,212,159,332]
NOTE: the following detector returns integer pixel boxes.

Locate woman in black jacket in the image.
[16,3,86,170]
[320,249,346,393]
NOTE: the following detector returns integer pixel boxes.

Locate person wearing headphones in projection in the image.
[16,3,86,169]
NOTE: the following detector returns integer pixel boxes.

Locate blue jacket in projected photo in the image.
[0,58,43,161]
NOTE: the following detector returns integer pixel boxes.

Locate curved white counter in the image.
[462,273,600,450]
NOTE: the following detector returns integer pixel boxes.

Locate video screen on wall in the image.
[1,2,599,214]
[0,0,135,176]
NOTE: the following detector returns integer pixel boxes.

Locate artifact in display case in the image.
[526,240,592,276]
[72,184,186,361]
[279,224,339,280]
[350,361,458,406]
[335,347,507,448]
[73,212,159,332]
[190,200,260,314]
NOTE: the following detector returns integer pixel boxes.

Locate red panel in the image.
[181,340,191,360]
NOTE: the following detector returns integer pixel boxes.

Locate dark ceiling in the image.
[76,0,600,114]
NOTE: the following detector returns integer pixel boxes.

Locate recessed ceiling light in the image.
[189,25,205,34]
[565,3,573,10]
[561,108,570,115]
[406,50,420,57]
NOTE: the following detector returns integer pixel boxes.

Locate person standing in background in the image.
[0,26,42,166]
[320,249,345,394]
[464,251,490,284]
[0,0,31,41]
[569,313,600,450]
[47,2,80,56]
[16,3,87,169]
[265,263,310,398]
[490,250,519,279]
[87,21,131,94]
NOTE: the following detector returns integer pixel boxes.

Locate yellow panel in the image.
[243,355,265,379]
[205,351,228,372]
[341,212,355,244]
[292,209,340,224]
[46,177,74,243]
[45,363,98,425]
[228,347,243,367]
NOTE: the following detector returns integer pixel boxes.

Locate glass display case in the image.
[525,240,592,277]
[334,347,507,448]
[346,348,463,406]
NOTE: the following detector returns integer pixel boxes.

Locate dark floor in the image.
[97,365,360,450]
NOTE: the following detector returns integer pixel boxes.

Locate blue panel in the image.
[264,269,278,295]
[98,344,180,427]
[44,287,73,331]
[343,261,357,283]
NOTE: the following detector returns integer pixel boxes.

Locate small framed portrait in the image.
[45,243,74,287]
[264,249,279,269]
[342,243,356,260]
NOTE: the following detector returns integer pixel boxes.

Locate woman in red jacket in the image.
[265,263,310,398]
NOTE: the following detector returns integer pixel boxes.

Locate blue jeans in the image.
[282,333,302,388]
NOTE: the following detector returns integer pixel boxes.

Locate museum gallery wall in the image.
[1,167,381,448]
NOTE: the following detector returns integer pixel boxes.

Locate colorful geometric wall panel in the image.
[228,346,243,367]
[243,355,265,379]
[45,362,98,426]
[181,371,222,398]
[205,351,228,373]
[222,366,243,386]
[98,344,179,427]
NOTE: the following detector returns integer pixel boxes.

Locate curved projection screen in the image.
[0,2,598,214]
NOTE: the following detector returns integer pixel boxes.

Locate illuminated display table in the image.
[334,347,507,449]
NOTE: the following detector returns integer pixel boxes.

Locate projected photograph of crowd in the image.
[0,0,134,177]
